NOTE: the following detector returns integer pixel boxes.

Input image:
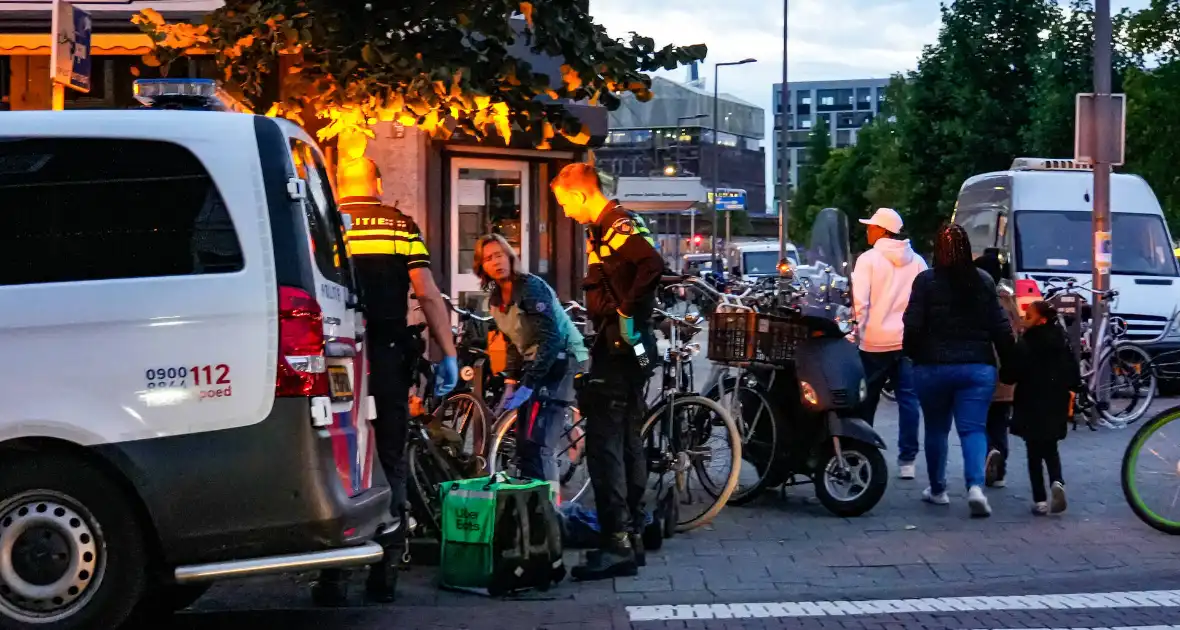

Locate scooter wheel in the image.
[813,441,888,518]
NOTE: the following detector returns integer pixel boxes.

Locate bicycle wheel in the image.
[434,391,492,458]
[705,374,781,506]
[408,443,452,534]
[486,406,591,504]
[642,395,742,533]
[1095,342,1156,425]
[1122,405,1180,534]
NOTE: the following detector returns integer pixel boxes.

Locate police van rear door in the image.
[284,130,375,496]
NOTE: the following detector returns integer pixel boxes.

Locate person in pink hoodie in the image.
[852,208,929,480]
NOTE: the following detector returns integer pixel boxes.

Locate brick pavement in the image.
[185,396,1180,629]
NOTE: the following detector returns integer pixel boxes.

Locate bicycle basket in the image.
[707,311,806,366]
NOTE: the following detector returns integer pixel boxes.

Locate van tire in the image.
[0,454,148,630]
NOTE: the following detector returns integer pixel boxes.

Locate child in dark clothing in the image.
[1003,301,1081,515]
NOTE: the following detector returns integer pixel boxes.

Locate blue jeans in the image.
[913,364,996,494]
[517,361,578,483]
[860,351,921,464]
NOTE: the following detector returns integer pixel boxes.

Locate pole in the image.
[1092,0,1112,402]
[689,209,696,253]
[725,210,732,252]
[51,83,65,111]
[778,0,790,259]
[711,63,721,273]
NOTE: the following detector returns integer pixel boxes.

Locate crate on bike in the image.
[438,474,565,596]
[708,310,807,366]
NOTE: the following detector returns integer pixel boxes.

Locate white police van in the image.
[0,81,389,629]
[954,157,1180,348]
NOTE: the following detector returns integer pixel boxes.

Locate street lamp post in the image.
[712,58,757,274]
[779,0,790,261]
[1092,0,1113,404]
[675,113,707,258]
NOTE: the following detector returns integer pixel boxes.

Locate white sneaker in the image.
[967,486,991,517]
[991,478,1007,488]
[922,487,950,505]
[1050,482,1068,514]
[898,462,917,480]
[1032,501,1049,516]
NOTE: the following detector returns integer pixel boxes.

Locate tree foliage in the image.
[132,1,706,145]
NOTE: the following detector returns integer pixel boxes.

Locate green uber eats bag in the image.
[439,474,566,596]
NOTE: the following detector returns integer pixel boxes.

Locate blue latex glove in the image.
[617,310,641,346]
[434,355,459,397]
[503,385,534,412]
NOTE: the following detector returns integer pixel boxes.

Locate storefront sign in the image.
[615,177,706,212]
[50,0,92,93]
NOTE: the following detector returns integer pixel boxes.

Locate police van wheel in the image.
[0,454,148,630]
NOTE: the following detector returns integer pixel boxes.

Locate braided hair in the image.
[934,223,984,305]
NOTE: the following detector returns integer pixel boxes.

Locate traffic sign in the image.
[1075,93,1126,166]
[709,188,747,211]
[50,0,92,93]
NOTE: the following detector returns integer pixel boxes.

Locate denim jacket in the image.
[490,273,589,389]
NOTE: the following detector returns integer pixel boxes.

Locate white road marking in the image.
[970,627,1180,630]
[626,589,1180,621]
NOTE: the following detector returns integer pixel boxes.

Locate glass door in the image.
[450,157,530,310]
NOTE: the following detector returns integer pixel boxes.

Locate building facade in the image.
[772,78,890,206]
[595,76,767,215]
[0,5,604,310]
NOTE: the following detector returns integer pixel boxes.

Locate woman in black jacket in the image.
[903,224,1015,517]
[1005,301,1080,515]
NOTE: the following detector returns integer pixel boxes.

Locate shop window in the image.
[0,138,242,285]
[456,167,524,277]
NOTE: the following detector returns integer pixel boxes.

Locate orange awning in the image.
[0,33,156,55]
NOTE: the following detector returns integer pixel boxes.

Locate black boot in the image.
[630,533,646,568]
[571,533,638,581]
[310,569,349,607]
[364,557,398,603]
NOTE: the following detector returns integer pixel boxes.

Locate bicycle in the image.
[1121,404,1180,534]
[1041,279,1157,428]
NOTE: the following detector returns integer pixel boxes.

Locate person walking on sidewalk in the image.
[550,162,664,581]
[475,233,589,490]
[851,208,927,480]
[1003,300,1079,515]
[903,224,1015,518]
[974,249,1022,488]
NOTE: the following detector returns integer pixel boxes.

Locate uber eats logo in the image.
[455,508,482,532]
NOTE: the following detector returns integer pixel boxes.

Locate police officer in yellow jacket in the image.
[550,163,664,581]
[312,150,458,605]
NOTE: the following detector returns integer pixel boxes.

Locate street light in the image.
[663,164,677,176]
[779,0,790,264]
[712,58,757,273]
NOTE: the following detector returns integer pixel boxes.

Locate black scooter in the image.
[708,209,888,517]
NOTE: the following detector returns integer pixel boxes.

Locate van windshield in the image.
[1015,211,1179,277]
[744,251,792,276]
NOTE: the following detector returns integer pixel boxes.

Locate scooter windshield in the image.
[797,208,853,327]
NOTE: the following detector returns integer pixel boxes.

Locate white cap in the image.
[859,208,904,235]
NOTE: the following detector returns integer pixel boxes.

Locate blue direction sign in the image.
[50,0,92,93]
[709,188,747,211]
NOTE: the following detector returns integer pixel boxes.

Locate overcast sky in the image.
[590,0,1149,204]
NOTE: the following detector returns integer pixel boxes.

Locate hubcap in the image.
[0,493,102,621]
[823,451,872,502]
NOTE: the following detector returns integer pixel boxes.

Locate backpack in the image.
[438,474,565,596]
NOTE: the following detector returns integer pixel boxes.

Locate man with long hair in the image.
[550,162,663,580]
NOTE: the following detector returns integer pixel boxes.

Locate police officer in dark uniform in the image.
[549,163,664,581]
[312,148,458,605]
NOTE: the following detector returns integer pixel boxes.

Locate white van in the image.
[0,110,390,629]
[726,241,801,281]
[954,158,1180,347]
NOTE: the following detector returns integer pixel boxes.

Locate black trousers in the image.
[579,353,647,541]
[1026,439,1064,503]
[987,402,1012,479]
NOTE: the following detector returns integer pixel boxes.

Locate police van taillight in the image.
[276,286,330,397]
